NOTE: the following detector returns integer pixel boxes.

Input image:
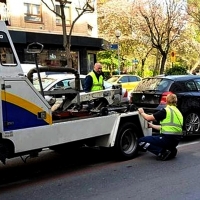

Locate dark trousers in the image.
[138,134,182,156]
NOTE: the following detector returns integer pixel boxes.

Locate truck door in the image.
[2,79,52,131]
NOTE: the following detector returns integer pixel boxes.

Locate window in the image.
[119,76,129,83]
[186,81,197,91]
[129,76,138,82]
[55,5,71,25]
[0,31,17,65]
[136,78,171,91]
[194,79,200,90]
[55,81,65,89]
[87,53,95,72]
[170,82,184,92]
[24,3,41,22]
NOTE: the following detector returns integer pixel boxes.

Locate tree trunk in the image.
[141,58,145,77]
[66,44,73,68]
[160,53,167,75]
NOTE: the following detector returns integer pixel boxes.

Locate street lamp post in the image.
[115,30,121,75]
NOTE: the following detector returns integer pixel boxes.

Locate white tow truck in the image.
[0,21,151,165]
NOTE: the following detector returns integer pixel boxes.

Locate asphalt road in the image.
[1,136,200,200]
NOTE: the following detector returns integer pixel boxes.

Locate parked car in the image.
[21,64,67,78]
[130,75,200,135]
[33,74,129,106]
[106,74,142,91]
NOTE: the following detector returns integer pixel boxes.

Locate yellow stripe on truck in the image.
[1,91,52,124]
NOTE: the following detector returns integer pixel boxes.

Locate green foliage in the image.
[97,50,118,72]
[165,66,188,75]
[103,71,111,80]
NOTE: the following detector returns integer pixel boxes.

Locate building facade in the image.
[0,0,109,74]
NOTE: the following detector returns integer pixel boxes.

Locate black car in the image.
[130,75,200,135]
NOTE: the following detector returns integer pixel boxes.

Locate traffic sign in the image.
[132,58,139,64]
[110,44,118,50]
[171,51,175,63]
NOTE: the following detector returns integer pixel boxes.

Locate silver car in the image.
[33,74,129,111]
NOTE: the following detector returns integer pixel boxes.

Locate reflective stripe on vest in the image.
[88,71,104,91]
[160,106,183,135]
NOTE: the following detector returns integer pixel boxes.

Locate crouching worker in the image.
[138,93,183,161]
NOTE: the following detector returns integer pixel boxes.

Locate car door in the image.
[180,79,200,115]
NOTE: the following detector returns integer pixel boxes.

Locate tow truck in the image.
[0,21,151,165]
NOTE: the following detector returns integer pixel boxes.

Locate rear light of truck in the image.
[123,90,128,98]
[160,91,173,104]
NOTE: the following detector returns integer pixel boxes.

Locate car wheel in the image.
[184,112,200,134]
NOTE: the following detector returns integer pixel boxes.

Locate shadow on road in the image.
[1,135,200,189]
[0,147,115,188]
[181,135,200,142]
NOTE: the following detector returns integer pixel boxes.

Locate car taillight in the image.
[123,90,128,98]
[160,91,173,104]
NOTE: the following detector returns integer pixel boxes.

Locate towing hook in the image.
[127,104,138,112]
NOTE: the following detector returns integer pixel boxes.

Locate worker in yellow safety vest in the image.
[84,63,104,92]
[137,93,183,161]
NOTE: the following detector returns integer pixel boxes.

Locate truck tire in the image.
[114,122,138,160]
[0,142,9,164]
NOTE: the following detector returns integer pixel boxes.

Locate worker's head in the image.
[166,93,177,106]
[93,63,102,74]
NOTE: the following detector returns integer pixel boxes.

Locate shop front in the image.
[9,30,110,75]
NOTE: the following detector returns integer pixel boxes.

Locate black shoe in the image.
[157,150,172,161]
[138,146,147,152]
[168,148,178,159]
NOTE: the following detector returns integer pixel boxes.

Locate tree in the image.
[172,28,200,71]
[165,65,188,75]
[41,0,95,68]
[187,0,200,29]
[185,0,200,71]
[97,50,118,75]
[97,0,150,74]
[131,0,187,74]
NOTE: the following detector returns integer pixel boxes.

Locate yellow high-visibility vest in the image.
[160,105,183,135]
[88,71,104,91]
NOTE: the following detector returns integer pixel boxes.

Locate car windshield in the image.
[104,81,113,89]
[33,77,57,90]
[33,78,115,91]
[135,78,171,92]
[107,76,119,83]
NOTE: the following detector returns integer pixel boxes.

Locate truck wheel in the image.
[114,122,138,160]
[0,142,9,164]
[100,107,108,116]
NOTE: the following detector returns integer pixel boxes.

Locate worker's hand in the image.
[148,122,153,128]
[138,108,144,114]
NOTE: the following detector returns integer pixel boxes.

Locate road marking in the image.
[178,141,199,148]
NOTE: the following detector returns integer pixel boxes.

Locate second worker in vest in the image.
[137,93,183,161]
[84,63,104,92]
